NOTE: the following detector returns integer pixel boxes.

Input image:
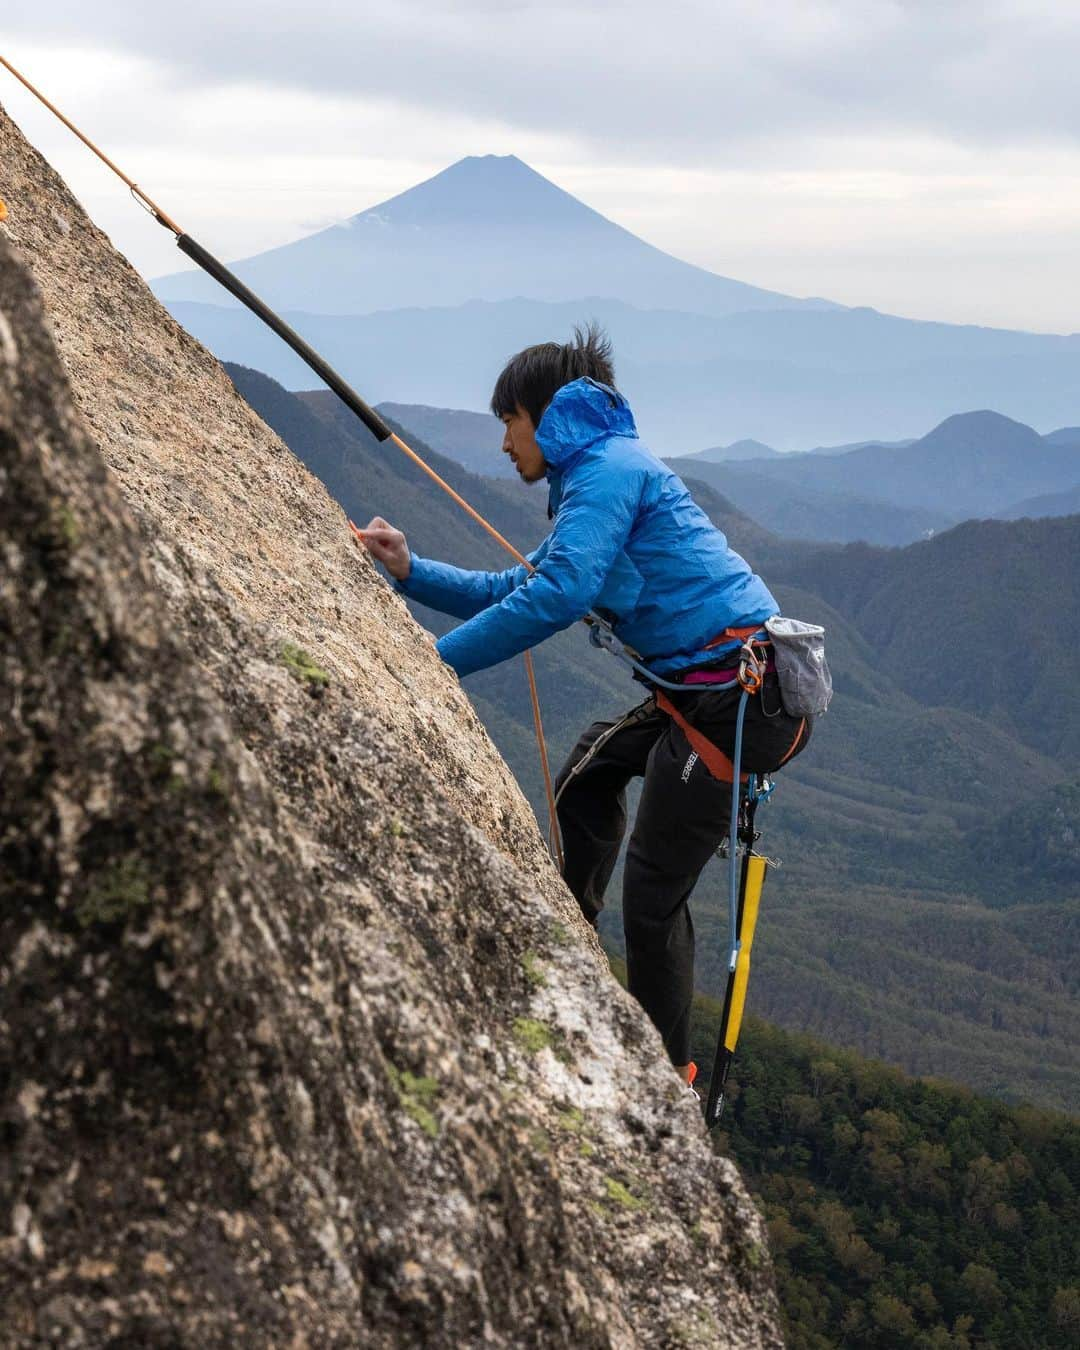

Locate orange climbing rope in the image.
[1,52,564,867]
[0,55,183,234]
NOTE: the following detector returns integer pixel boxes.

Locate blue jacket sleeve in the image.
[436,460,642,677]
[395,549,539,620]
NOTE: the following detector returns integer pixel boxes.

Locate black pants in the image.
[554,679,810,1066]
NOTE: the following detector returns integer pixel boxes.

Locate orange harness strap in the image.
[654,690,746,785]
[777,715,809,767]
[653,625,766,783]
[704,624,766,651]
[656,690,807,786]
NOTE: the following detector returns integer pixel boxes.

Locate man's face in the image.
[500,406,547,483]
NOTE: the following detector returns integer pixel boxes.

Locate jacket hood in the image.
[536,378,638,473]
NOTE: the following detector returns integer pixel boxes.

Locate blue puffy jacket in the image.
[397,378,778,679]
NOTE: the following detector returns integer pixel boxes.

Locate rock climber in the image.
[359,325,811,1084]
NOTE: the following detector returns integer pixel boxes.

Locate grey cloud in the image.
[4,1,1080,166]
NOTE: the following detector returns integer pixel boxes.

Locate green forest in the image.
[695,996,1080,1348]
[599,956,1080,1347]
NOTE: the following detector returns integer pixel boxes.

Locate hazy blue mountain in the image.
[692,410,1080,520]
[995,482,1080,520]
[163,293,1080,451]
[671,410,1080,541]
[689,438,782,462]
[152,155,823,318]
[664,456,954,545]
[309,383,955,546]
[151,153,1079,450]
[805,436,917,456]
[374,400,512,478]
[1045,426,1080,447]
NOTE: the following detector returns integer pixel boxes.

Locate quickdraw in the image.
[704,765,772,1128]
[737,637,770,695]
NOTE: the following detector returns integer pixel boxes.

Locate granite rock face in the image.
[0,104,782,1348]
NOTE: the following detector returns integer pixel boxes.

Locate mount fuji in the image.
[151,154,832,317]
[152,154,1080,449]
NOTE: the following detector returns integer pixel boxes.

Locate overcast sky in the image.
[3,1,1079,332]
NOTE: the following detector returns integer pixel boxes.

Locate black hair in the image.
[490,322,615,427]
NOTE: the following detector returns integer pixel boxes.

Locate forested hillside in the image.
[591,958,1080,1350]
[690,990,1080,1349]
[769,517,1080,760]
[225,363,1080,1112]
[374,400,512,478]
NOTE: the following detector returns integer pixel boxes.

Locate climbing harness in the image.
[2,53,820,1120]
[586,613,810,1124]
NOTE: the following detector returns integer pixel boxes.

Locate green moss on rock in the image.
[512,1017,554,1054]
[42,502,79,550]
[546,920,571,948]
[76,855,152,927]
[388,1065,440,1139]
[557,1106,585,1132]
[279,642,329,686]
[602,1176,645,1212]
[521,950,547,989]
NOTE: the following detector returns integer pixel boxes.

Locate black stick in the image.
[176,234,393,444]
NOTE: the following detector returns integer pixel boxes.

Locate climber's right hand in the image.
[357,516,411,580]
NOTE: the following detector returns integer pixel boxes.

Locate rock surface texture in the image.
[0,104,783,1347]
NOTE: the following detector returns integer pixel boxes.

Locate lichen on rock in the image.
[0,101,783,1348]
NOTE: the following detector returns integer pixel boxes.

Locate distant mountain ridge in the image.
[308,394,1080,548]
[664,459,953,546]
[741,409,1079,516]
[149,153,1080,450]
[805,436,917,457]
[153,154,826,318]
[667,409,1080,543]
[997,483,1080,520]
[163,292,1080,451]
[688,438,783,462]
